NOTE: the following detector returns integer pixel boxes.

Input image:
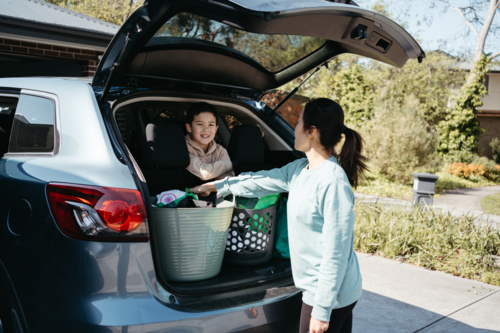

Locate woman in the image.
[191,98,368,333]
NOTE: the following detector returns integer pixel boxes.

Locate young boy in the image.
[185,102,234,180]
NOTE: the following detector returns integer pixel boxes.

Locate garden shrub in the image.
[354,203,500,286]
[446,158,500,182]
[437,54,489,162]
[490,138,500,164]
[364,96,440,184]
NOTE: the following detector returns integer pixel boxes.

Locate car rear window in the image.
[8,94,55,154]
[147,13,326,73]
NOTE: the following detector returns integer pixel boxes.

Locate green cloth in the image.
[235,194,280,209]
[273,198,289,259]
[215,157,362,322]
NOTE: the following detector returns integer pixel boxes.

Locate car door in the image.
[0,89,60,333]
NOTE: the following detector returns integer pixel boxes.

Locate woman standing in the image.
[191,98,368,333]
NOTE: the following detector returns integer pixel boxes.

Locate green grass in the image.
[481,193,500,215]
[355,171,500,200]
[354,203,500,286]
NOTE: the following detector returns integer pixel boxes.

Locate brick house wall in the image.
[0,37,102,77]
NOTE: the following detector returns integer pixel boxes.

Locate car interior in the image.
[113,97,298,196]
[112,96,298,293]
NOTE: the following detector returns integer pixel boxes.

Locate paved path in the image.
[434,186,500,212]
[354,253,500,332]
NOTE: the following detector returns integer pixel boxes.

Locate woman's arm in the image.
[191,159,302,197]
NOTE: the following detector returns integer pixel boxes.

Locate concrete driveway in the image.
[434,185,500,213]
[354,253,500,333]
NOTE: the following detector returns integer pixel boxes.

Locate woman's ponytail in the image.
[303,98,369,188]
[336,126,369,188]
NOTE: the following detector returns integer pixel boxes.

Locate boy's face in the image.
[186,112,218,148]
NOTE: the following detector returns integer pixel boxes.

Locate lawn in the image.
[354,203,500,286]
[481,193,500,215]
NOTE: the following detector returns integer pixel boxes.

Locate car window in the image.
[147,13,326,73]
[0,95,18,157]
[221,114,242,132]
[8,94,55,154]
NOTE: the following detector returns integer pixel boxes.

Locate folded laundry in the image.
[157,190,195,205]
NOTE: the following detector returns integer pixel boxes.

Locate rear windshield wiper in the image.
[264,62,329,117]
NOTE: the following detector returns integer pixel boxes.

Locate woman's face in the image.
[294,110,309,152]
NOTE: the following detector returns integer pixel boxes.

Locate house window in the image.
[8,94,55,153]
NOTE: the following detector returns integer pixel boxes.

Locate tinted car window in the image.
[8,94,55,153]
[148,13,326,73]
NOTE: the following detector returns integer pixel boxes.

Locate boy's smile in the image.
[185,112,218,153]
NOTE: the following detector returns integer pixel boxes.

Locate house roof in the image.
[459,61,500,73]
[0,0,119,35]
[0,0,120,50]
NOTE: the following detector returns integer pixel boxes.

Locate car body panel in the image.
[0,78,135,189]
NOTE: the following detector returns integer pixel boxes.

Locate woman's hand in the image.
[310,317,329,333]
[190,182,216,197]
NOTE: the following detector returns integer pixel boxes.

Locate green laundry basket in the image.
[152,199,234,282]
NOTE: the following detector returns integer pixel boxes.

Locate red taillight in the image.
[47,183,149,242]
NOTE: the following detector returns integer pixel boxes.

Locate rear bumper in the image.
[69,289,302,332]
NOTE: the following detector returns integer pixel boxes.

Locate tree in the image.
[368,51,465,126]
[437,54,489,162]
[44,0,143,25]
[432,1,499,161]
[435,0,500,63]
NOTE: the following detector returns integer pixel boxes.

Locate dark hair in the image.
[302,98,369,188]
[186,102,218,125]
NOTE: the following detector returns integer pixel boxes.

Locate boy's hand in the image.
[191,182,216,197]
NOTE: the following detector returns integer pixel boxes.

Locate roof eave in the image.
[0,14,116,50]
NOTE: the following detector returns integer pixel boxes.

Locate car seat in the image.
[141,122,207,195]
[227,125,274,175]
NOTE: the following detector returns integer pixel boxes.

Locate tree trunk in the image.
[474,0,500,62]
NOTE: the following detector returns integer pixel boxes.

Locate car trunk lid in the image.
[92,0,424,101]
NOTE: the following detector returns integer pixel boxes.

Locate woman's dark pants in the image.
[299,301,357,333]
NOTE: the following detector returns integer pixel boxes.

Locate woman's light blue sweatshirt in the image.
[215,157,362,322]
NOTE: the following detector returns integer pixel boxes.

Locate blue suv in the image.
[0,0,424,332]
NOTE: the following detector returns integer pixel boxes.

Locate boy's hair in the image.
[186,102,218,125]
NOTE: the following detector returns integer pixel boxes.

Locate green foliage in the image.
[363,96,441,184]
[437,54,490,162]
[435,170,500,193]
[44,0,143,25]
[490,138,500,164]
[370,52,465,125]
[354,204,500,285]
[357,173,414,199]
[283,56,375,129]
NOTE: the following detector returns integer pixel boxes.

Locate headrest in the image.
[228,125,265,165]
[143,122,190,169]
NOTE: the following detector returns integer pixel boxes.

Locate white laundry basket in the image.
[152,199,234,282]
